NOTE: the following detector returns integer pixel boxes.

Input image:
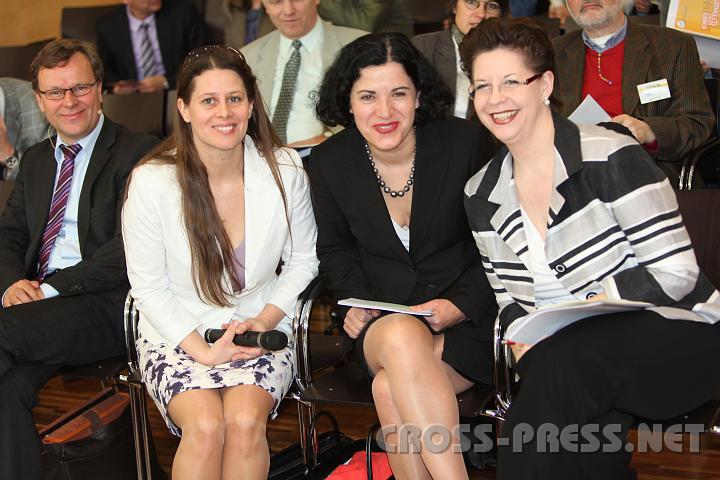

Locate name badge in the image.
[637,79,671,105]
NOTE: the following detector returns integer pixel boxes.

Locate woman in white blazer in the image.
[122,46,318,480]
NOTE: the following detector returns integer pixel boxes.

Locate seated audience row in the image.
[83,0,718,173]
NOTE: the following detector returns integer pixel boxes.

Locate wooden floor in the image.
[34,301,720,479]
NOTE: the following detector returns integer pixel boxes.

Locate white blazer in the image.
[122,137,318,348]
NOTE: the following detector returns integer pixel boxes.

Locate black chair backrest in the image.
[103,91,166,138]
[61,5,118,43]
[676,189,720,289]
[165,89,178,137]
[0,39,52,81]
[405,0,448,34]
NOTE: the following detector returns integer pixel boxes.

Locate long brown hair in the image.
[134,46,287,307]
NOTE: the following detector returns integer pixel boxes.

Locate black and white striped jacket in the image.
[464,115,720,330]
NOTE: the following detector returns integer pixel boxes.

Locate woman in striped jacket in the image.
[460,18,720,480]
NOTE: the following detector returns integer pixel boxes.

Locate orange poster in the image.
[667,0,720,40]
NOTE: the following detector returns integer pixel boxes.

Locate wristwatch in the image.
[2,151,18,169]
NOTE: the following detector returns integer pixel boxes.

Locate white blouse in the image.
[391,218,410,252]
[520,207,576,308]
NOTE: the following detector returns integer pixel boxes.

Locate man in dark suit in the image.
[96,0,206,94]
[0,39,158,480]
[553,0,715,180]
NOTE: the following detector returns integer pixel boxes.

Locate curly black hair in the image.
[314,33,453,128]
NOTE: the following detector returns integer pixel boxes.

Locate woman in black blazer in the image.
[310,33,497,479]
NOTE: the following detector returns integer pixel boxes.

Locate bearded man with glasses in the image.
[0,38,158,480]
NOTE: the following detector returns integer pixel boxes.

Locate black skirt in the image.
[352,310,494,386]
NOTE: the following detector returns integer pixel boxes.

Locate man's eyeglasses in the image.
[38,81,98,100]
[468,73,543,99]
[463,0,502,14]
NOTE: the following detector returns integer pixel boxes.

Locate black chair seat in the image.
[301,361,495,417]
[58,355,127,382]
[307,333,346,374]
[301,362,374,406]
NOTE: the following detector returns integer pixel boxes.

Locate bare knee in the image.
[224,410,269,450]
[365,315,433,371]
[180,413,225,453]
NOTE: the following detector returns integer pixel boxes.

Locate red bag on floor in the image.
[326,451,393,480]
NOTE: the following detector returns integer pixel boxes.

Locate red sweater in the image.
[581,41,625,118]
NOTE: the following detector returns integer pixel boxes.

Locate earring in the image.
[543,97,550,106]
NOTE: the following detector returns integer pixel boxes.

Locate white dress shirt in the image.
[39,115,105,298]
[127,6,166,79]
[268,19,325,144]
[452,36,471,120]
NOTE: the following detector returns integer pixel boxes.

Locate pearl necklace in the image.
[364,142,415,198]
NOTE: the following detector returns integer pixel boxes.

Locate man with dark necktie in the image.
[241,0,366,145]
[0,39,158,480]
[96,0,206,94]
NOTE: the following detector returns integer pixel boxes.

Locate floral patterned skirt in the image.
[137,337,296,436]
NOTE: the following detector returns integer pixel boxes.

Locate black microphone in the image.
[203,329,288,351]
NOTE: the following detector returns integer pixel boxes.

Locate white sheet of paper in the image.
[504,300,652,345]
[694,35,720,69]
[568,95,611,125]
[337,298,432,316]
[504,299,716,345]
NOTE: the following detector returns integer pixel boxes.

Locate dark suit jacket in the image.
[412,29,477,122]
[222,6,275,49]
[553,21,715,168]
[0,118,159,296]
[309,118,498,340]
[96,0,206,88]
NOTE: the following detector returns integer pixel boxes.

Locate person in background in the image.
[0,39,158,480]
[412,0,507,120]
[241,0,366,146]
[310,33,497,479]
[122,45,318,479]
[553,0,715,182]
[318,0,414,37]
[96,0,206,93]
[461,17,720,479]
[221,0,276,48]
[0,77,48,180]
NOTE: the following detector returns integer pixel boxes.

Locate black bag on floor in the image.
[461,415,497,471]
[269,411,354,480]
[39,388,166,480]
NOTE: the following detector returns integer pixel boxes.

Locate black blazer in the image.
[309,118,498,336]
[96,0,206,88]
[0,118,159,296]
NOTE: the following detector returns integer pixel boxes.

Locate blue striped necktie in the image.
[139,22,160,79]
